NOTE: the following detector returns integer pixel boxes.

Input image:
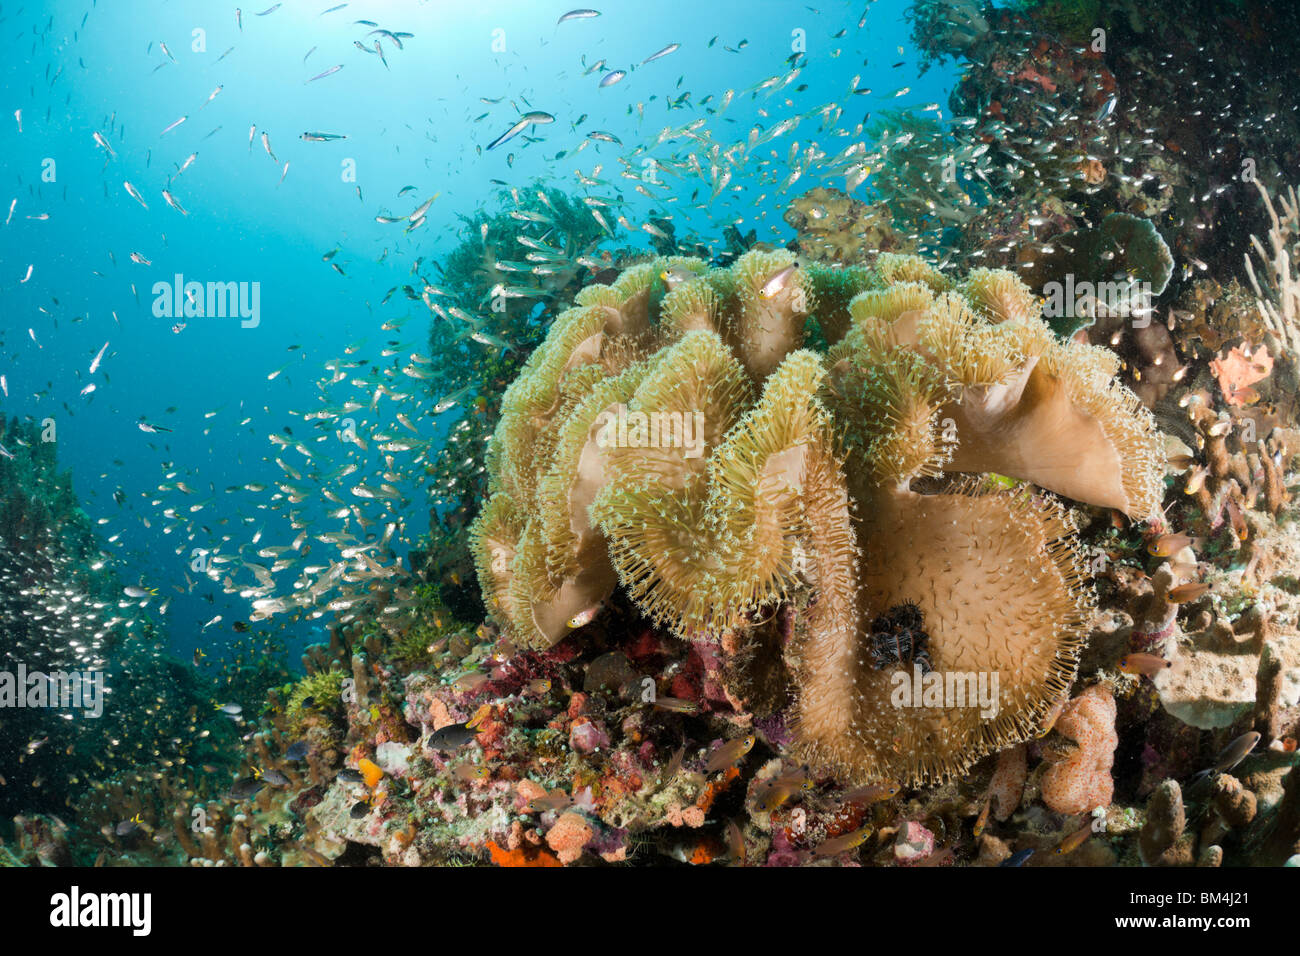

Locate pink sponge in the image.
[1041,685,1117,815]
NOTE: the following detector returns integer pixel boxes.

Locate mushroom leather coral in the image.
[795,482,1092,787]
[471,253,1162,788]
[827,264,1164,518]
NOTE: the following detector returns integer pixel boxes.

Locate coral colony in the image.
[4,0,1300,872]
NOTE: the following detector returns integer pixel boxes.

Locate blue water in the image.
[1,0,957,667]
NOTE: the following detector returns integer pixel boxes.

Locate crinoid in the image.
[866,601,932,674]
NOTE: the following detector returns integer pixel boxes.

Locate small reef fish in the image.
[1117,653,1171,678]
[759,263,798,299]
[726,820,746,864]
[159,115,187,137]
[1053,821,1094,856]
[599,70,627,87]
[660,266,697,290]
[840,782,900,805]
[307,64,343,83]
[567,603,602,629]
[93,130,117,157]
[1167,581,1211,604]
[812,825,873,858]
[1000,848,1035,867]
[161,190,188,215]
[228,776,265,800]
[486,111,554,151]
[1199,731,1261,777]
[751,769,811,812]
[651,696,698,714]
[705,734,756,773]
[452,762,489,782]
[426,721,477,751]
[557,9,600,25]
[123,181,149,209]
[453,671,489,693]
[525,788,574,813]
[406,194,439,221]
[642,42,680,65]
[1147,532,1202,557]
[301,131,347,141]
[88,341,109,374]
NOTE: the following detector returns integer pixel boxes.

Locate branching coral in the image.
[472,252,1164,789]
[1244,179,1300,357]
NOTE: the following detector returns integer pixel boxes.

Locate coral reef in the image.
[8,0,1300,872]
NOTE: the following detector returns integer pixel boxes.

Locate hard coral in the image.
[783,187,912,265]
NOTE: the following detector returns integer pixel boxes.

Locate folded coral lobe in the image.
[794,482,1091,787]
[941,341,1164,519]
